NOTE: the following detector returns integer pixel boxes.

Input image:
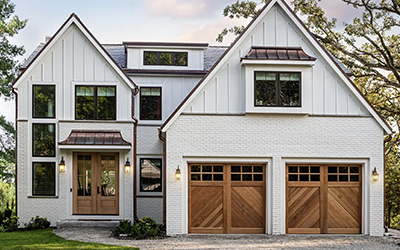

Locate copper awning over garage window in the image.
[242,46,316,61]
[59,130,131,148]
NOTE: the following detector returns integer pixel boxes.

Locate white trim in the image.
[161,0,391,134]
[181,157,272,234]
[241,59,315,66]
[58,145,131,150]
[13,15,136,90]
[281,157,370,235]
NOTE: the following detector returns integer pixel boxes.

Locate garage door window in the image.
[190,165,223,181]
[231,165,263,181]
[288,166,320,181]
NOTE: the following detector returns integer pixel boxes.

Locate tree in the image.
[218,0,400,228]
[0,115,14,182]
[0,0,27,99]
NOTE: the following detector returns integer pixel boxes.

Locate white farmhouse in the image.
[13,0,391,236]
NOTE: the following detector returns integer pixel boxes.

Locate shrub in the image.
[112,217,163,239]
[112,220,132,236]
[0,208,19,232]
[25,215,51,230]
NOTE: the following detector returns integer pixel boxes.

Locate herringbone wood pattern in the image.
[231,187,264,228]
[288,187,320,229]
[190,186,223,228]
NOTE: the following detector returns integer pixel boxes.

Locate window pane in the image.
[159,52,172,65]
[76,86,95,119]
[33,85,55,118]
[97,87,116,120]
[144,51,157,65]
[255,72,276,106]
[33,124,55,157]
[280,73,300,107]
[174,52,188,66]
[33,162,55,196]
[140,87,162,120]
[140,159,162,192]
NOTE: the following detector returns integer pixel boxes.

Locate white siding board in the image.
[265,11,276,46]
[337,81,348,115]
[84,41,95,81]
[324,68,336,115]
[288,24,301,47]
[276,9,288,46]
[73,31,84,82]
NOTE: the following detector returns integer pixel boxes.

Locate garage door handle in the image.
[97,186,100,194]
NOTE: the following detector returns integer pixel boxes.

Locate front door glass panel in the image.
[77,155,92,196]
[100,155,116,197]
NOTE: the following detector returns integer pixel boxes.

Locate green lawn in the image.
[0,229,138,250]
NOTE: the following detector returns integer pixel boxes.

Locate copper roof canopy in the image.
[242,46,316,61]
[59,130,131,146]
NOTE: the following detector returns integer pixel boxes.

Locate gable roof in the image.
[13,13,136,90]
[161,0,392,134]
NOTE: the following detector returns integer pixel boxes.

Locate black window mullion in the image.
[94,86,98,119]
[275,73,280,106]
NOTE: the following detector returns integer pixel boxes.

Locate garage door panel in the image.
[231,187,264,229]
[190,186,223,229]
[288,187,320,229]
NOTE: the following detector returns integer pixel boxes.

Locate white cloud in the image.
[145,0,233,19]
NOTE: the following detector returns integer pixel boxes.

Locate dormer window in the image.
[255,72,301,107]
[144,51,188,66]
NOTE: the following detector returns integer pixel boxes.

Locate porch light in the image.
[175,166,181,181]
[372,167,379,182]
[125,158,131,174]
[59,156,66,174]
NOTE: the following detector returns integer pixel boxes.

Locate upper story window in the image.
[144,51,188,66]
[140,87,161,120]
[255,72,301,107]
[75,86,116,120]
[33,85,55,118]
[33,123,55,157]
[140,158,162,192]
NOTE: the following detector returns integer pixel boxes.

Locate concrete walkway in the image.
[53,228,400,250]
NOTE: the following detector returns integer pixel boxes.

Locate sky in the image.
[0,0,360,123]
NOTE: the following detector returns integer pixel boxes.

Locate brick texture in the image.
[165,114,384,236]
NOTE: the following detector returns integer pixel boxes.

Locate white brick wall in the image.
[165,114,384,236]
[17,121,135,226]
[137,197,163,224]
[137,125,163,155]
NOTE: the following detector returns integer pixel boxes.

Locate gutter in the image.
[11,88,18,216]
[158,129,166,225]
[131,88,139,222]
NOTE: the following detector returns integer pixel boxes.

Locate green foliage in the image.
[0,182,15,211]
[112,217,163,239]
[0,228,138,249]
[216,0,269,42]
[25,215,50,231]
[0,207,18,232]
[0,115,15,182]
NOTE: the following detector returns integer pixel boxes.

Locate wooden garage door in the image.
[286,165,361,234]
[189,164,265,234]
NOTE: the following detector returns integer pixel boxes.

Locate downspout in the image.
[383,134,392,233]
[158,129,166,225]
[11,88,18,216]
[131,88,139,222]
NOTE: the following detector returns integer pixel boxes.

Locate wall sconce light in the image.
[175,166,181,181]
[372,167,379,182]
[125,158,131,174]
[59,156,66,174]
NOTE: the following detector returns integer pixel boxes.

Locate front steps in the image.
[57,220,119,228]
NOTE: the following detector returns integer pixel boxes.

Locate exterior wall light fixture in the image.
[372,167,379,182]
[125,158,131,174]
[59,156,66,174]
[175,166,181,181]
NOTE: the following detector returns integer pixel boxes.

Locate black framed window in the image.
[32,162,55,196]
[33,123,55,157]
[75,86,116,120]
[140,87,161,120]
[255,72,301,107]
[144,51,188,66]
[140,158,162,192]
[33,85,55,118]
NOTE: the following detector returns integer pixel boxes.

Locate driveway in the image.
[53,228,400,250]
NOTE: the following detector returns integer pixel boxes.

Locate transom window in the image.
[140,87,161,120]
[140,158,162,192]
[255,72,301,107]
[33,123,55,157]
[75,86,116,120]
[33,85,55,118]
[144,51,188,66]
[32,162,55,196]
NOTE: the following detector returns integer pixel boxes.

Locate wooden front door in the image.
[286,165,361,234]
[73,153,119,215]
[189,164,265,234]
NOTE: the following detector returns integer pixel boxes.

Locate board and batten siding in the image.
[183,4,368,117]
[17,24,133,121]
